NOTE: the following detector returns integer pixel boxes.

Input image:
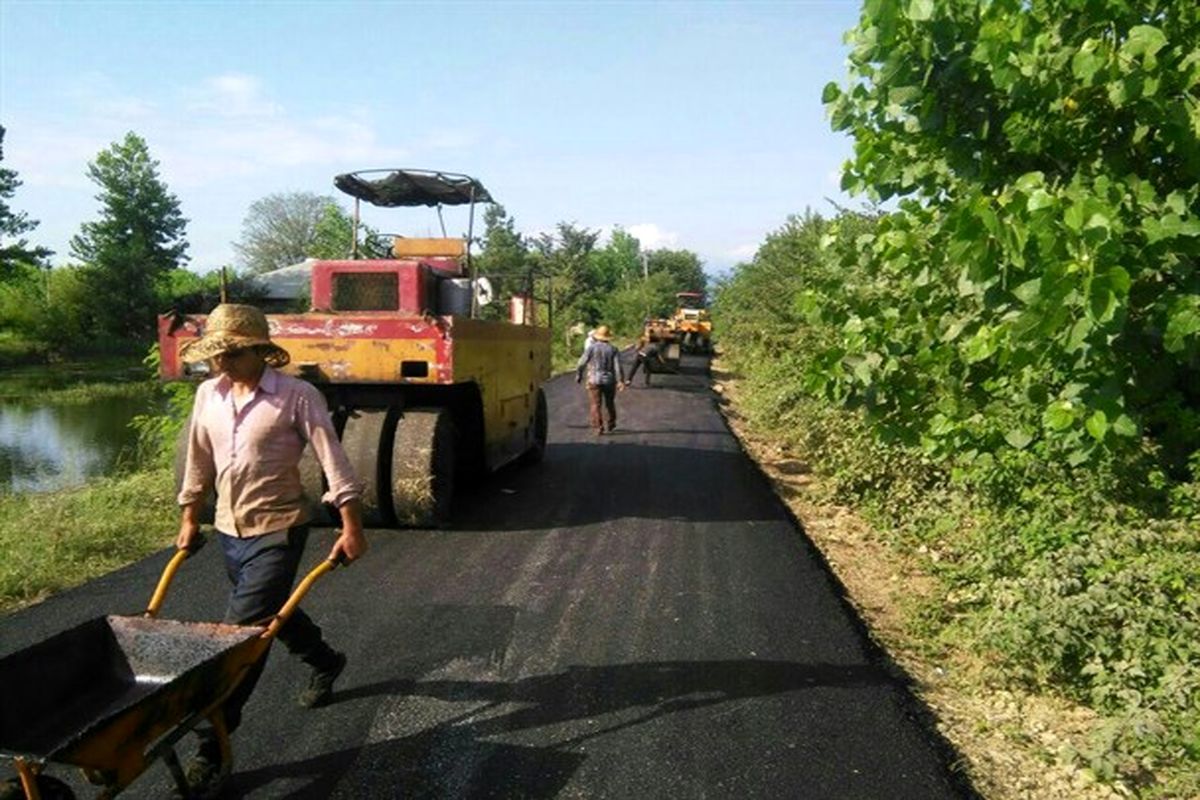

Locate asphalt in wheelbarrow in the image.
[0,615,263,762]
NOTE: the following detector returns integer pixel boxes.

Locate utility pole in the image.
[641,251,648,280]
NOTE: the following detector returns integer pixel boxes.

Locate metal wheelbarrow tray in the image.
[0,545,339,799]
[0,615,264,774]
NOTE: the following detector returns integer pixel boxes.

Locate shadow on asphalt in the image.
[234,659,886,799]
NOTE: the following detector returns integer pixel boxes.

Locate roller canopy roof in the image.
[333,169,493,207]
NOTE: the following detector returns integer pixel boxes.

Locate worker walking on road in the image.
[175,303,367,798]
[626,336,665,387]
[576,324,626,435]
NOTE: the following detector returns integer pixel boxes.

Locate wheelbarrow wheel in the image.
[0,774,76,800]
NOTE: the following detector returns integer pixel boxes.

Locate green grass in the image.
[2,381,159,407]
[0,468,178,613]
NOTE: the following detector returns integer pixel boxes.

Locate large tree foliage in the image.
[532,222,602,326]
[648,249,706,297]
[0,125,52,278]
[234,192,334,273]
[474,204,531,315]
[70,132,188,341]
[821,0,1200,467]
[309,202,389,261]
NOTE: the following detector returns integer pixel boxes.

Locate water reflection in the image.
[0,363,157,494]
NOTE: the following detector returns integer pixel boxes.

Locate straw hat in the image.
[592,325,613,341]
[179,303,290,367]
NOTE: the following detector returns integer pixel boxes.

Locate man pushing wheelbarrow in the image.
[173,304,367,797]
[0,305,365,799]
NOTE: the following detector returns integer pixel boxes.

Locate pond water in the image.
[0,362,159,494]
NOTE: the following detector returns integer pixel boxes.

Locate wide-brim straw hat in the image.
[179,303,290,367]
[592,325,613,341]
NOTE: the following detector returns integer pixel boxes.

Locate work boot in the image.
[299,650,347,708]
[176,734,230,799]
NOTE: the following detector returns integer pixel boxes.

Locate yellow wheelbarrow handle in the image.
[143,535,343,633]
[144,538,206,618]
[261,556,343,642]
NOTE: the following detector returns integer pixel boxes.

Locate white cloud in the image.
[14,73,442,193]
[726,243,758,261]
[66,72,158,120]
[184,74,282,118]
[625,223,679,250]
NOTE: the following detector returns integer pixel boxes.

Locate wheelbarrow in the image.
[0,539,342,799]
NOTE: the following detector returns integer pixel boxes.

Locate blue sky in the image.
[1,0,861,277]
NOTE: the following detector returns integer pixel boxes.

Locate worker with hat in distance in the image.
[174,303,367,798]
[575,324,626,435]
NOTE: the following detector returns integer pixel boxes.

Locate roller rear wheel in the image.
[522,389,548,465]
[387,408,456,527]
[340,409,393,527]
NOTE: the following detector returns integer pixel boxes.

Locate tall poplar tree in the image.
[71,132,188,340]
[0,125,52,278]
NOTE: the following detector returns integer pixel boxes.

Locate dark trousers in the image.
[587,383,618,431]
[627,355,652,385]
[213,526,336,734]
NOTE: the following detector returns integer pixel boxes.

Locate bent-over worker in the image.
[626,336,666,387]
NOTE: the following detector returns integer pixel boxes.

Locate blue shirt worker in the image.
[575,325,626,435]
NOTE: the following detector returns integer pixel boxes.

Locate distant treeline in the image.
[1,127,705,366]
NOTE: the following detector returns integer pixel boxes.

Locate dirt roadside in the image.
[711,364,1130,800]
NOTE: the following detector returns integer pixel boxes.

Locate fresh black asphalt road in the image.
[1,354,977,799]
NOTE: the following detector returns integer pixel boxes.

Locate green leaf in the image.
[1112,414,1139,437]
[1164,299,1200,353]
[963,327,996,363]
[1089,284,1117,323]
[822,82,842,104]
[1107,79,1130,108]
[1121,25,1167,62]
[1014,277,1042,304]
[929,413,956,436]
[1084,211,1111,233]
[1065,203,1085,231]
[1067,446,1092,466]
[941,317,970,342]
[1106,267,1131,296]
[1044,400,1076,431]
[1072,47,1105,83]
[1066,317,1092,352]
[1143,217,1166,244]
[1005,429,1034,449]
[1027,189,1055,211]
[1085,410,1108,441]
[1014,171,1044,192]
[906,0,933,22]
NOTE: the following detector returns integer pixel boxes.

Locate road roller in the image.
[157,168,551,527]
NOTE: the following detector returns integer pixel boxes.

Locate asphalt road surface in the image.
[0,354,977,799]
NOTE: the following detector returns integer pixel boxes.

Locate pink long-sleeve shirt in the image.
[177,368,360,537]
